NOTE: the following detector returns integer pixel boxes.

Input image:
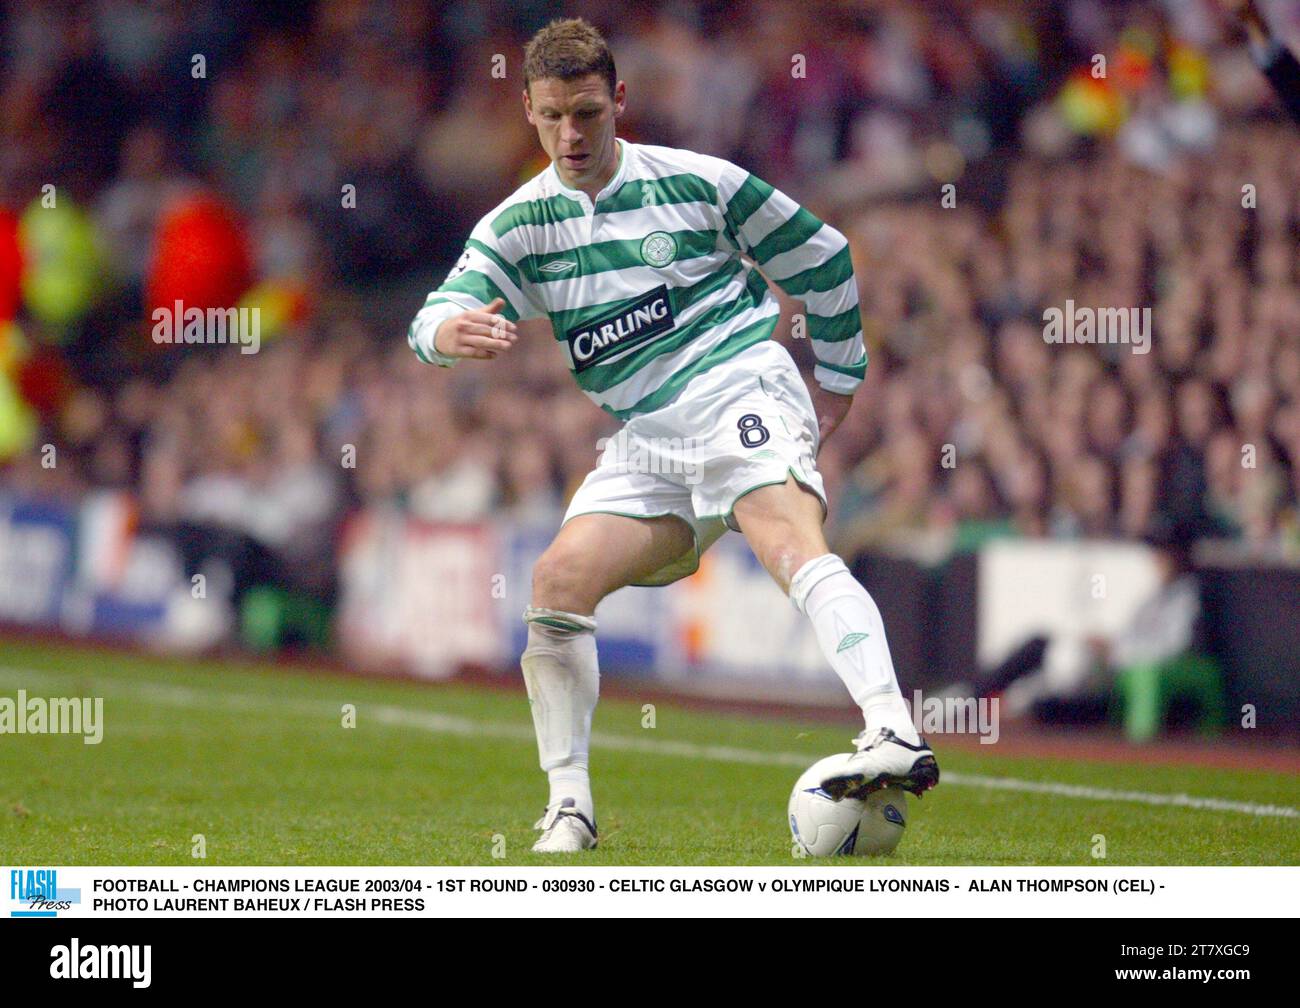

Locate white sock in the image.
[521,607,599,821]
[789,554,920,745]
[547,762,592,819]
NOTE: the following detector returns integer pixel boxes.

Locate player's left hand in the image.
[811,384,853,447]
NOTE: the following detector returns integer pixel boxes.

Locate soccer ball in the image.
[857,786,908,855]
[788,754,908,857]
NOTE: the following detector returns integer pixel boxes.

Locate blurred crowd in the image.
[2,0,1299,599]
[830,125,1300,556]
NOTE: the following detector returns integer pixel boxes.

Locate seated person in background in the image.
[965,522,1203,727]
[1086,532,1200,684]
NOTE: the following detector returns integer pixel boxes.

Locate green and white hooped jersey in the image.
[408,141,866,421]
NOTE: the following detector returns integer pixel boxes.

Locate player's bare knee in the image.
[737,514,805,587]
[767,543,814,592]
[532,545,601,614]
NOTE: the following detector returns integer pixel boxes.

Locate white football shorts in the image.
[562,339,827,586]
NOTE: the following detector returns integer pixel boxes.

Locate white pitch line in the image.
[935,773,1299,818]
[2,665,1296,820]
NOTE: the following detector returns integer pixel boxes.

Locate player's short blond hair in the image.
[523,18,616,97]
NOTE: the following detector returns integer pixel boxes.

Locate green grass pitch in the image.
[0,639,1295,866]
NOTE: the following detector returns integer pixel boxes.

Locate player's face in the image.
[524,74,625,193]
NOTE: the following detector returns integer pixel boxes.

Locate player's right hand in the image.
[432,297,518,359]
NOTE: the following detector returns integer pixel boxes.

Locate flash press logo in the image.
[9,869,81,917]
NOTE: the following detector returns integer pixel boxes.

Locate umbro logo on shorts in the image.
[566,285,676,372]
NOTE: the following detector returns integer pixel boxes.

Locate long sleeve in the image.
[407,220,541,367]
[717,168,866,395]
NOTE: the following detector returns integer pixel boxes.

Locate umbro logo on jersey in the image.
[566,285,676,373]
[539,259,578,275]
